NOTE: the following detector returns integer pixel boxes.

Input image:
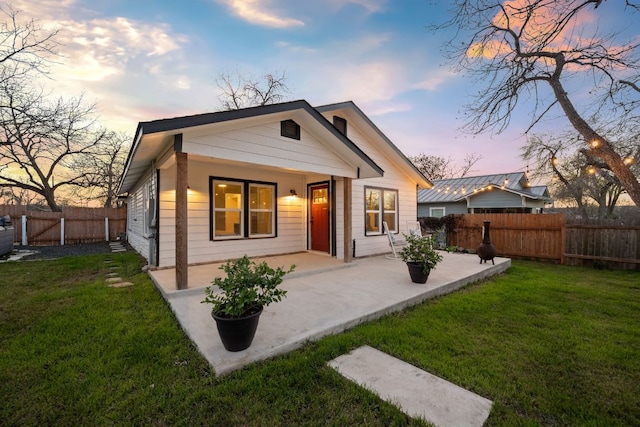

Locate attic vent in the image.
[333,116,347,136]
[280,119,300,140]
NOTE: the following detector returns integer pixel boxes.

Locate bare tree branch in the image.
[0,78,108,211]
[408,153,482,180]
[432,0,640,207]
[215,68,290,110]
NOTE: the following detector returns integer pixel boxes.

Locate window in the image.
[333,116,347,136]
[249,184,275,236]
[365,187,398,235]
[281,119,300,140]
[211,178,276,240]
[429,207,445,218]
[213,181,243,239]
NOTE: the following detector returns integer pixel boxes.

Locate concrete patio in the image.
[149,251,510,376]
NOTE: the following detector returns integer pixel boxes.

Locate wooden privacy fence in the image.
[447,214,565,262]
[0,205,127,246]
[563,218,640,270]
[445,213,640,270]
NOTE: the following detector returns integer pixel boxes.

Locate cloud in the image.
[51,17,187,82]
[470,0,602,60]
[413,69,458,91]
[327,0,386,14]
[216,0,304,28]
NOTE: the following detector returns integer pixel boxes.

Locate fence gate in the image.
[0,205,127,246]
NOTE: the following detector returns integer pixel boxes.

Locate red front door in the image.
[310,184,329,252]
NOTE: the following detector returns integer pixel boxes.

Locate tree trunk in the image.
[43,187,60,212]
[548,78,640,208]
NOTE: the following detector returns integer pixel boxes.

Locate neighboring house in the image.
[118,100,431,289]
[417,172,552,217]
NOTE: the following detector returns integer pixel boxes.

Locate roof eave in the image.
[316,101,432,189]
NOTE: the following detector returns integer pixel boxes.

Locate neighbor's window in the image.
[429,207,445,218]
[213,180,244,239]
[249,183,275,237]
[365,187,398,235]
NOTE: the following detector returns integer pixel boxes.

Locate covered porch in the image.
[148,251,511,376]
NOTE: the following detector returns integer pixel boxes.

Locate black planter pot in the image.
[406,262,430,284]
[212,306,263,352]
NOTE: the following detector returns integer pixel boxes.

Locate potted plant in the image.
[202,255,295,352]
[399,233,443,283]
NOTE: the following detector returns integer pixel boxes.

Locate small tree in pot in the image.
[399,233,443,283]
[202,255,295,351]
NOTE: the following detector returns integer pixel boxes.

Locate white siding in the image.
[157,158,307,268]
[183,122,356,177]
[126,171,154,261]
[344,121,418,258]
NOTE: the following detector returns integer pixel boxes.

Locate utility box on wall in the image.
[0,215,14,256]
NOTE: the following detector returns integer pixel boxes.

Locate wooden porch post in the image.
[343,177,353,263]
[175,134,188,290]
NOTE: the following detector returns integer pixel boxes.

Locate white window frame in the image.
[430,207,446,218]
[249,183,275,238]
[142,183,149,233]
[365,187,399,236]
[212,179,244,240]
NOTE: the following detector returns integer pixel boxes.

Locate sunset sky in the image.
[11,0,638,177]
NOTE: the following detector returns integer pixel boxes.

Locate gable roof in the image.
[118,100,387,194]
[417,172,551,203]
[315,101,432,189]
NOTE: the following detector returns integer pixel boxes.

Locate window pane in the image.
[365,212,379,233]
[250,186,273,210]
[383,191,396,210]
[215,183,242,208]
[249,185,274,237]
[431,208,444,218]
[365,189,380,210]
[313,188,327,204]
[214,211,242,237]
[251,212,272,235]
[383,212,396,232]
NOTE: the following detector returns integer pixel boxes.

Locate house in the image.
[117,100,431,289]
[417,172,552,217]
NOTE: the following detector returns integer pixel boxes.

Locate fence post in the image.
[60,218,65,246]
[560,217,566,265]
[105,217,109,241]
[21,215,27,246]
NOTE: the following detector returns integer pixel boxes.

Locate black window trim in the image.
[209,176,278,241]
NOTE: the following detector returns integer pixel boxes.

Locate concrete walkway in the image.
[329,346,493,427]
[149,251,510,376]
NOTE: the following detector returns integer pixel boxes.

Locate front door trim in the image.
[308,181,331,254]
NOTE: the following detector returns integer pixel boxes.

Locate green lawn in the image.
[1,253,639,426]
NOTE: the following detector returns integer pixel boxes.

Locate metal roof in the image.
[417,172,551,203]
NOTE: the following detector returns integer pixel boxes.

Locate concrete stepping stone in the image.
[106,277,123,283]
[328,346,492,427]
[106,272,119,277]
[109,282,134,288]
